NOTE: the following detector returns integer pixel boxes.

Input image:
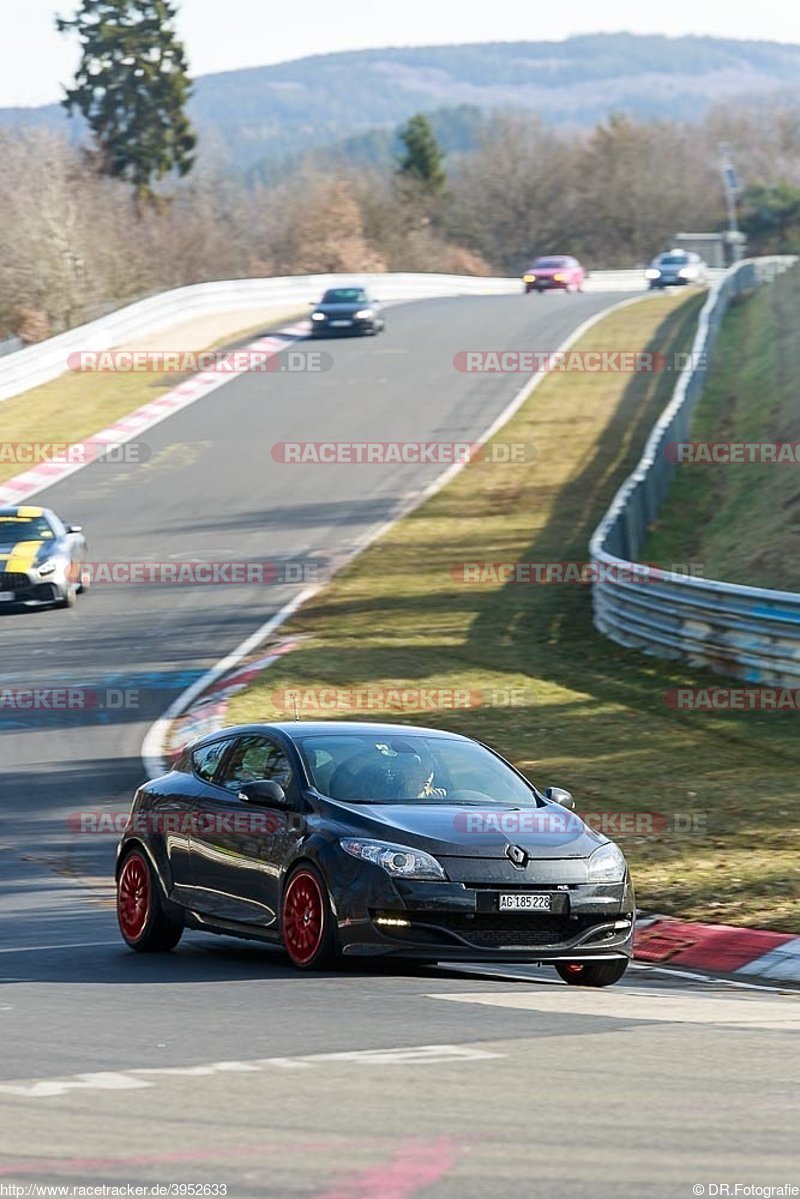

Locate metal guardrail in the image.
[0,334,23,358]
[589,256,800,687]
[0,269,654,406]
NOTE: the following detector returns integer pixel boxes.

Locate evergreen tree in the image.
[57,0,196,202]
[396,114,447,195]
[740,182,800,254]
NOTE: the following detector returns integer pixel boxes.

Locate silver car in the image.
[0,505,89,611]
[646,250,707,289]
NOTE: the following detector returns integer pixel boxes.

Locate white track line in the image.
[0,941,120,954]
[441,960,800,995]
[0,1044,503,1099]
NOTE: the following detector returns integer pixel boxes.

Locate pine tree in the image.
[57,0,196,203]
[396,115,447,195]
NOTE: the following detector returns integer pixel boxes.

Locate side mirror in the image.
[545,786,575,810]
[239,780,289,808]
[67,524,83,534]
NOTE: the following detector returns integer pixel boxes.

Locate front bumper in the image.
[334,867,635,962]
[0,571,67,610]
[310,317,381,336]
[524,278,568,291]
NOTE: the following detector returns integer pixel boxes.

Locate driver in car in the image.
[393,753,447,800]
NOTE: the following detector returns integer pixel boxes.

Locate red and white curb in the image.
[635,914,800,983]
[0,321,308,507]
[168,637,303,752]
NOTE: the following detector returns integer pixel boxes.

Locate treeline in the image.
[2,102,800,341]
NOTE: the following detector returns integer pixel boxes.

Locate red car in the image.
[523,256,585,294]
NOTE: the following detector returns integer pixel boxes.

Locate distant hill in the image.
[247,104,489,184]
[3,33,800,171]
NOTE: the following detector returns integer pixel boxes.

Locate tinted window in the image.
[218,735,294,794]
[192,739,233,783]
[322,288,368,303]
[531,257,568,268]
[659,253,689,265]
[172,747,192,773]
[296,734,537,805]
[0,514,56,544]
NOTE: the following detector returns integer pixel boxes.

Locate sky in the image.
[2,0,800,108]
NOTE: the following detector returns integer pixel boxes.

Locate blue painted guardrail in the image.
[589,256,800,687]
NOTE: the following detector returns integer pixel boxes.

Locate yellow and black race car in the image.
[0,506,89,611]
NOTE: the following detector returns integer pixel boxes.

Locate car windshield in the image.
[530,258,568,269]
[296,734,539,805]
[658,254,689,265]
[322,288,367,304]
[0,515,55,546]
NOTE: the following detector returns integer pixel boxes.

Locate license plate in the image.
[0,591,14,602]
[499,893,552,912]
[330,319,352,327]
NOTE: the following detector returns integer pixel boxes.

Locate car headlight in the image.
[678,267,693,279]
[523,274,535,282]
[311,312,326,321]
[340,838,446,880]
[588,842,627,883]
[38,560,58,577]
[645,269,661,279]
[553,273,566,282]
[354,308,374,319]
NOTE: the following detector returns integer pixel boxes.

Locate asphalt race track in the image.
[2,290,799,1198]
[0,290,629,879]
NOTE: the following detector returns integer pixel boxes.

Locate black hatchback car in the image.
[117,723,634,985]
[309,287,385,336]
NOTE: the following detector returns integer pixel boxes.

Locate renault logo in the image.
[505,844,529,869]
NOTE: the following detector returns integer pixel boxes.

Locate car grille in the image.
[395,913,611,950]
[0,572,29,590]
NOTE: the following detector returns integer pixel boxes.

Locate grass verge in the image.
[645,262,800,589]
[227,287,800,931]
[0,307,305,487]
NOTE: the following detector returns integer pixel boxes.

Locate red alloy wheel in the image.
[282,870,326,967]
[117,852,151,944]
